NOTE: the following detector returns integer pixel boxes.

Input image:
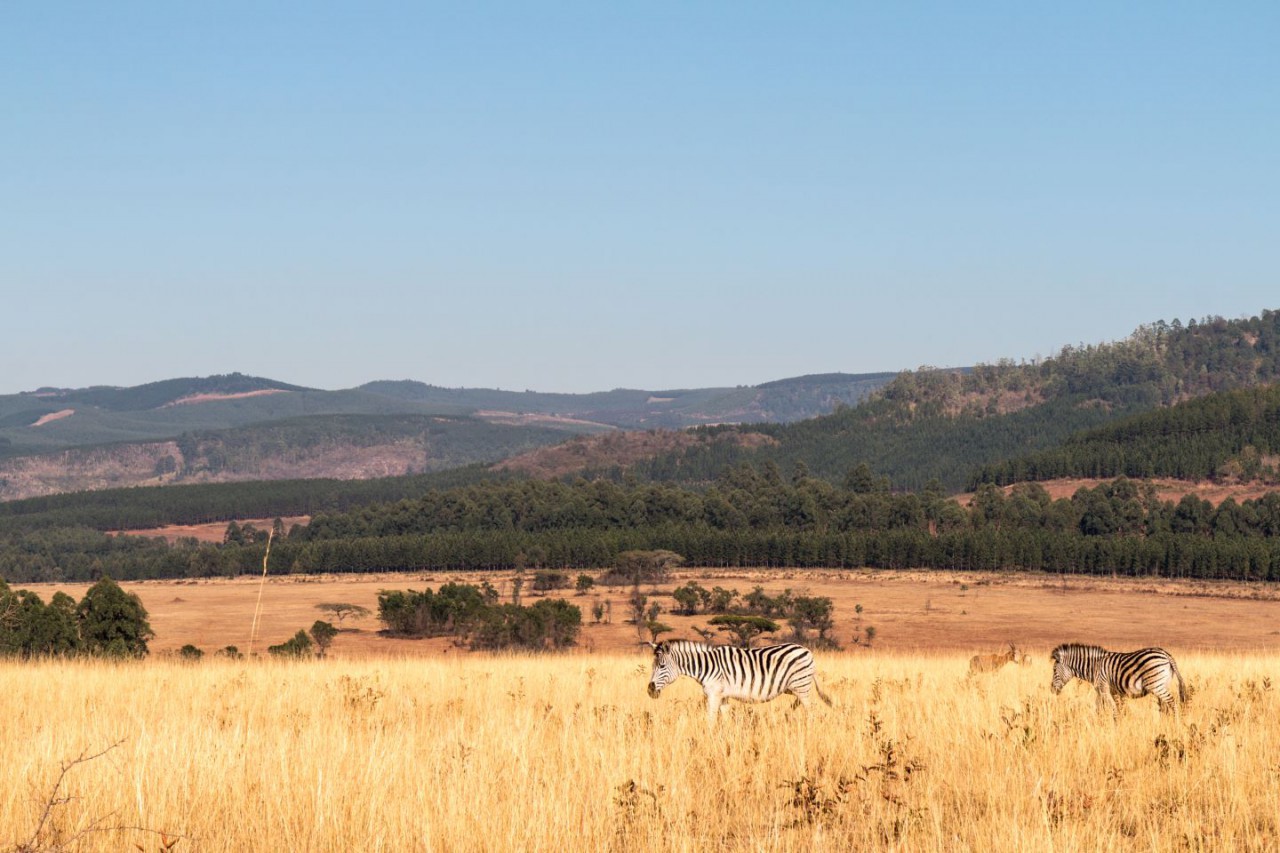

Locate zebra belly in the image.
[715,681,787,703]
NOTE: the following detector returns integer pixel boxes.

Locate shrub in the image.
[708,615,779,648]
[598,550,684,586]
[531,571,571,592]
[268,630,314,658]
[470,599,582,650]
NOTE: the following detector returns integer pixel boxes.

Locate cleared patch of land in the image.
[20,569,1280,658]
[162,388,290,406]
[963,477,1277,507]
[30,408,75,427]
[118,516,312,544]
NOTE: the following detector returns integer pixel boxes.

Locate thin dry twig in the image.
[11,739,187,853]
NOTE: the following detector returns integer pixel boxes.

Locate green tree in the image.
[310,620,338,658]
[708,614,779,648]
[315,603,371,624]
[16,591,82,657]
[646,620,674,643]
[76,577,154,658]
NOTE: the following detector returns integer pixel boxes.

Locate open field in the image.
[2,652,1278,851]
[16,568,1280,658]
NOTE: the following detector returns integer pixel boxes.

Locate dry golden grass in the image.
[3,651,1278,851]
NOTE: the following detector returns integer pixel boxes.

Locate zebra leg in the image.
[1155,688,1179,718]
[705,692,723,727]
[1094,687,1118,717]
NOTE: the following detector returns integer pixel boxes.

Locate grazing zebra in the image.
[646,639,833,725]
[1050,643,1186,716]
[969,642,1018,674]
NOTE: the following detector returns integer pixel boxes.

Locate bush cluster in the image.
[0,576,153,658]
[377,583,581,651]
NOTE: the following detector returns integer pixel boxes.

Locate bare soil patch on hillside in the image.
[30,408,75,427]
[163,389,290,406]
[20,569,1280,659]
[117,516,311,544]
[962,477,1277,507]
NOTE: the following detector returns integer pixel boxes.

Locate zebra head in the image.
[1050,644,1074,694]
[647,641,678,698]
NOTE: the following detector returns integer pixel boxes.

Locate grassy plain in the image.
[2,651,1278,851]
[7,569,1279,850]
[18,568,1280,657]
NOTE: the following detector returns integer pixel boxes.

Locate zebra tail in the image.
[814,680,834,707]
[1172,658,1187,704]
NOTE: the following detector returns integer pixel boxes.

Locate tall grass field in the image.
[2,651,1276,851]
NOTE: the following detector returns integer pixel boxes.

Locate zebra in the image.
[1050,643,1186,716]
[646,639,833,725]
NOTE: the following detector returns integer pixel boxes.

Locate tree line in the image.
[4,471,1280,584]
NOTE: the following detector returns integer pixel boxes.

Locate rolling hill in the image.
[507,311,1280,492]
[0,371,895,500]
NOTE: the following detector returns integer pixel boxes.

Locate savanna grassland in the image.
[2,651,1279,852]
[16,568,1280,657]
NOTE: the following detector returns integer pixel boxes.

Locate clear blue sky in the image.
[3,3,1277,395]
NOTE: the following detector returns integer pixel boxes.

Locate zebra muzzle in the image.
[647,683,660,698]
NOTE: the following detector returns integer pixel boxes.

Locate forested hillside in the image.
[586,312,1280,492]
[974,384,1280,487]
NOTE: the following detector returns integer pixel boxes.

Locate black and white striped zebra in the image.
[646,639,832,725]
[1050,643,1186,716]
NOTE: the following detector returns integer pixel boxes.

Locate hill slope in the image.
[0,371,895,500]
[510,311,1280,491]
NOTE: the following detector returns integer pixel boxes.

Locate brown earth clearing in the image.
[162,388,291,406]
[959,477,1277,506]
[117,516,312,543]
[21,568,1280,659]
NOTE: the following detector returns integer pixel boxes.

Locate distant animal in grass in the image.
[969,643,1018,674]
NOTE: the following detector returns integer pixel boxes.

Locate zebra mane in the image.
[1052,643,1107,657]
[660,639,717,654]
